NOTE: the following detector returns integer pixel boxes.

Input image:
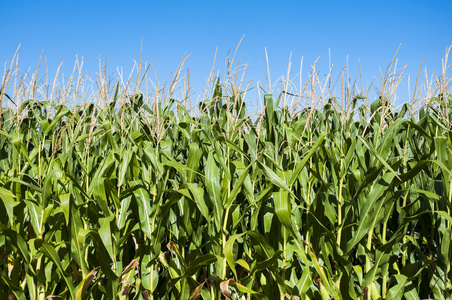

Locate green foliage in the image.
[1,76,452,299]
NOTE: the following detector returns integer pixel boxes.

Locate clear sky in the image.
[1,0,451,109]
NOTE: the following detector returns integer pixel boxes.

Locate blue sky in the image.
[1,0,451,108]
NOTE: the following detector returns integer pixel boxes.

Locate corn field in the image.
[1,47,452,299]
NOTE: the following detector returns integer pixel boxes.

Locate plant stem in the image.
[222,206,230,279]
[366,229,373,300]
[281,227,287,300]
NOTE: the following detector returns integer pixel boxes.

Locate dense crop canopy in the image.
[1,49,452,299]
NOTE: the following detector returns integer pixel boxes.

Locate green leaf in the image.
[184,254,217,277]
[357,135,401,181]
[224,233,246,279]
[186,183,210,222]
[257,161,293,197]
[75,267,101,300]
[99,215,115,262]
[0,186,16,226]
[346,170,397,252]
[273,189,297,238]
[225,162,252,208]
[34,239,76,299]
[24,199,42,237]
[247,231,275,259]
[289,132,329,186]
[130,181,153,239]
